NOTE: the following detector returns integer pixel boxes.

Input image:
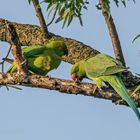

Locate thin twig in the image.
[0,45,11,72]
[32,0,50,38]
[7,85,22,90]
[2,58,13,64]
[0,84,22,91]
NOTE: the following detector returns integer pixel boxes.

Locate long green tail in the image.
[105,75,140,122]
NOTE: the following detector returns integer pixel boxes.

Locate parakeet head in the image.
[46,40,68,57]
[71,60,86,81]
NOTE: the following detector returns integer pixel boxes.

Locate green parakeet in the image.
[7,40,68,75]
[71,53,140,122]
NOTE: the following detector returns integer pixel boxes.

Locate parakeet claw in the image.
[74,80,81,85]
[24,75,30,83]
[129,92,137,101]
[115,99,124,105]
[21,59,27,65]
[93,86,107,97]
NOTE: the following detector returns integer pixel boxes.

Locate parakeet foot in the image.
[23,75,31,83]
[93,85,98,93]
[115,99,124,105]
[74,80,81,85]
[93,86,108,97]
[100,90,108,98]
[112,93,124,105]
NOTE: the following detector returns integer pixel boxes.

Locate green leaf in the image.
[46,3,53,11]
[78,14,83,26]
[59,7,66,16]
[132,34,140,43]
[28,0,32,4]
[67,15,73,27]
[121,0,126,7]
[44,0,51,3]
[48,5,56,18]
[55,17,63,23]
[114,0,119,7]
[113,0,135,7]
[62,12,69,28]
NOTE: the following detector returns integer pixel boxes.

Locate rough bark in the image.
[0,18,99,64]
[0,73,140,107]
[6,22,28,75]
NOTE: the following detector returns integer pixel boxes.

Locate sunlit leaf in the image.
[67,15,73,27]
[78,14,83,26]
[62,12,69,28]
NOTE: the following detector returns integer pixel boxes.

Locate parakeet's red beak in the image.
[71,74,77,81]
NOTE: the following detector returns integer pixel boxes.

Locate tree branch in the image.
[6,22,28,75]
[99,0,126,66]
[0,73,140,107]
[0,18,100,64]
[32,0,50,38]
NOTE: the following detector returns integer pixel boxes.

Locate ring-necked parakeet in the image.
[7,40,68,75]
[71,53,140,122]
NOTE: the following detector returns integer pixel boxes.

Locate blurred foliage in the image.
[28,0,135,27]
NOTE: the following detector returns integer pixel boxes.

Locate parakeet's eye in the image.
[71,73,77,81]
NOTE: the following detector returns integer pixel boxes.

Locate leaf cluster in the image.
[28,0,135,27]
[42,0,89,28]
[100,0,135,16]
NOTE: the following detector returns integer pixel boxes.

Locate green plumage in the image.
[71,54,140,122]
[7,40,68,75]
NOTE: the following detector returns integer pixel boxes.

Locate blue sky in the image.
[0,0,140,140]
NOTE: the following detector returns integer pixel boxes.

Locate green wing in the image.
[7,45,46,73]
[85,54,128,78]
[27,50,61,75]
[23,44,46,58]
